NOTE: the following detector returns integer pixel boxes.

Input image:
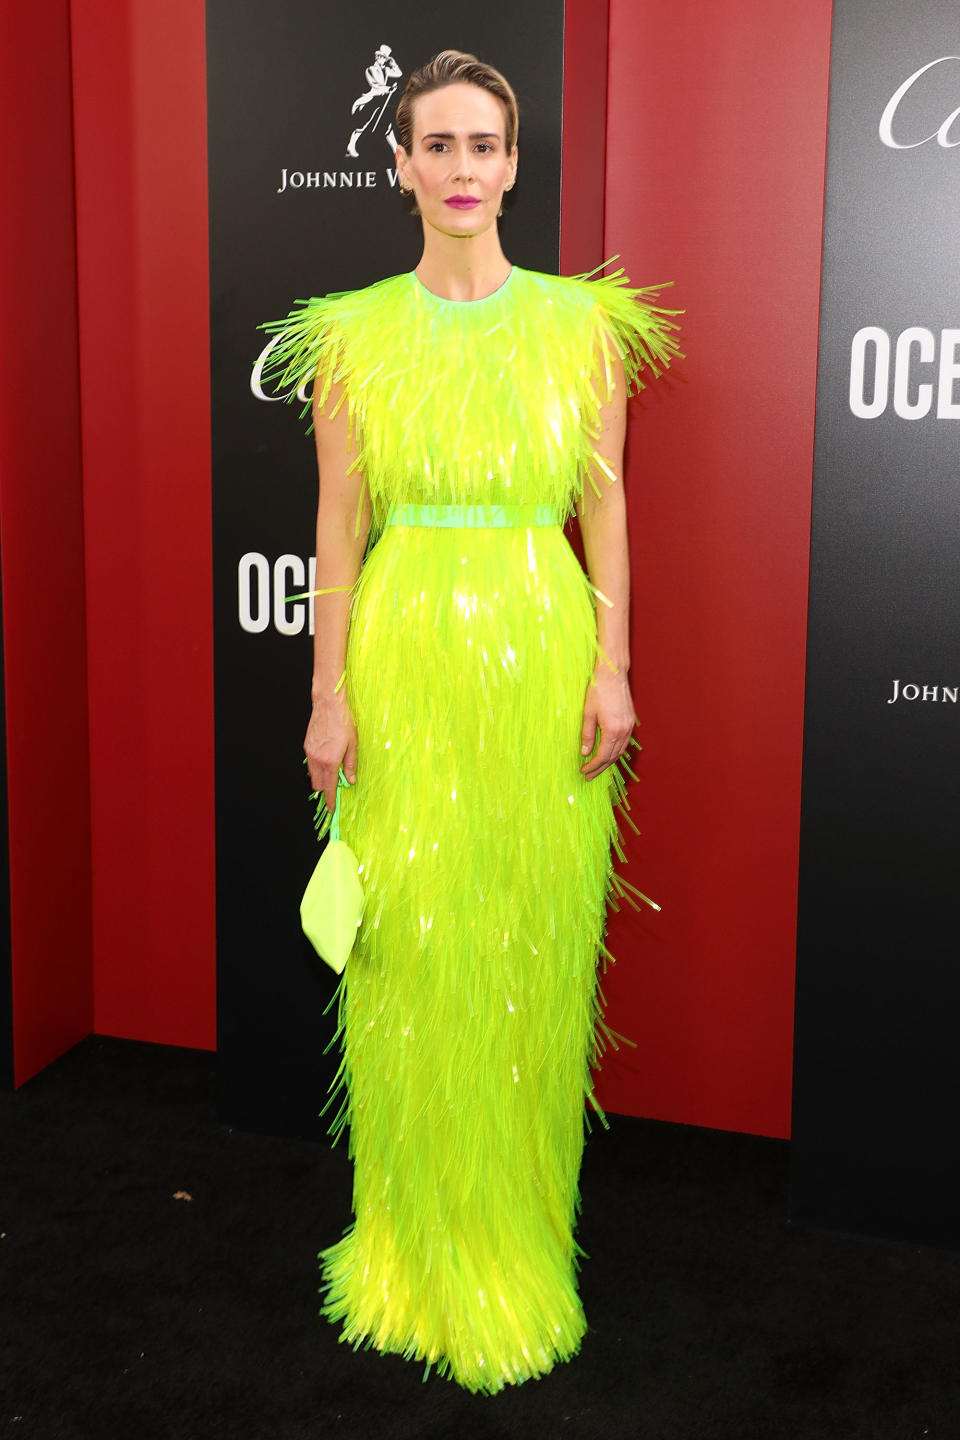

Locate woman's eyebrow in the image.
[421,131,500,141]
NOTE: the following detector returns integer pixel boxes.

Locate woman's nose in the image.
[451,147,475,182]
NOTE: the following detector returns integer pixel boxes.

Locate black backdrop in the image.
[206,1,569,1136]
[792,1,960,1246]
[0,547,10,1091]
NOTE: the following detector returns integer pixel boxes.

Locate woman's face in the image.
[396,82,518,239]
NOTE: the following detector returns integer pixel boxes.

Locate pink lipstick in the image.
[445,196,480,209]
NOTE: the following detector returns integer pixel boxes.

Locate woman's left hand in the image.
[580,664,637,780]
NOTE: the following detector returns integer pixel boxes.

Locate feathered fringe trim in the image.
[313,732,653,1119]
[309,734,653,1393]
[255,260,682,533]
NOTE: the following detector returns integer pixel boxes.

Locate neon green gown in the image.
[259,262,679,1393]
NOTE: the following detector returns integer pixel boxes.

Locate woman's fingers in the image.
[343,733,358,786]
[580,668,637,779]
[580,724,632,779]
[580,735,615,778]
[318,755,344,817]
[304,704,358,816]
[305,745,343,813]
[581,702,598,760]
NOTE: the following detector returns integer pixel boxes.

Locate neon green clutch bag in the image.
[300,769,364,974]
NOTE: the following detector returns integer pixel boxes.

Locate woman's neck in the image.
[413,225,511,303]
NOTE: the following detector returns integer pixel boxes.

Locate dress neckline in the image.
[410,265,516,306]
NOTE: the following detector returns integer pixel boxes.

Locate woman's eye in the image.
[424,141,497,154]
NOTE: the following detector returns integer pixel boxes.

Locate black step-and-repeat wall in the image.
[207,1,569,1136]
[793,2,960,1246]
[0,548,11,1091]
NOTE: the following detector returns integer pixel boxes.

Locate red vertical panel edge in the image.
[0,1,94,1084]
[72,0,215,1048]
[558,3,609,646]
[559,0,609,277]
[593,0,833,1136]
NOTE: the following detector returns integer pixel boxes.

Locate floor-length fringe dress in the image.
[259,261,680,1393]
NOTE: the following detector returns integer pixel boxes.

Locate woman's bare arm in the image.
[304,376,371,814]
[576,349,638,780]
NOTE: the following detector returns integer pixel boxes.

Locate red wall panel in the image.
[71,0,215,1048]
[560,0,609,276]
[593,1,833,1135]
[0,1,93,1084]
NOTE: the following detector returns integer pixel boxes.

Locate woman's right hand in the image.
[304,694,358,817]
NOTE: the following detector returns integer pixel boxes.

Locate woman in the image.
[260,49,680,1393]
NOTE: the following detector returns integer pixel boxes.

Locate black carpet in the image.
[2,1035,957,1439]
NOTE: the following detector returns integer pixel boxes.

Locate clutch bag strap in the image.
[330,767,351,843]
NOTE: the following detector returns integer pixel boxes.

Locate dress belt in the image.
[385,503,561,529]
